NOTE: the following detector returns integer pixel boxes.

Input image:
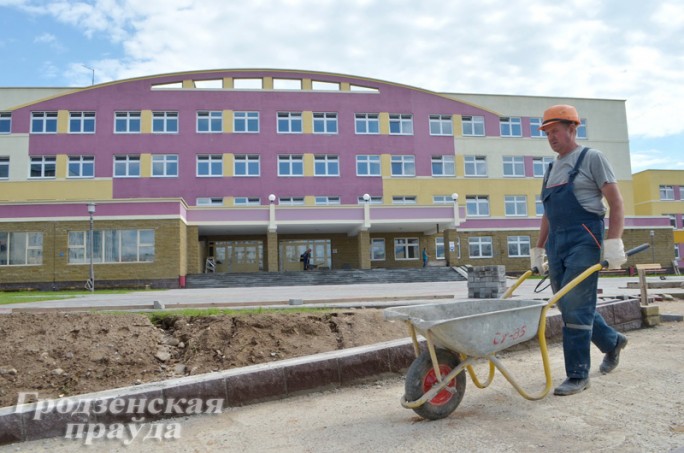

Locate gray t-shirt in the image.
[544,145,617,216]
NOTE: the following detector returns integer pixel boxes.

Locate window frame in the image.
[371,238,386,261]
[196,111,223,133]
[234,154,260,177]
[313,112,338,134]
[462,115,485,136]
[314,196,341,205]
[68,156,95,179]
[504,195,528,217]
[355,113,380,135]
[390,155,416,177]
[152,111,179,134]
[389,114,413,135]
[29,156,56,179]
[277,112,303,134]
[469,236,493,258]
[429,114,453,136]
[533,156,554,177]
[234,111,260,133]
[507,235,531,257]
[503,156,525,177]
[278,155,304,176]
[314,155,340,176]
[196,155,223,177]
[0,112,10,134]
[464,155,487,177]
[660,185,675,201]
[30,112,58,134]
[356,155,381,176]
[530,117,545,138]
[113,155,141,178]
[394,237,420,260]
[234,197,261,206]
[151,154,179,177]
[114,111,141,134]
[69,111,96,134]
[466,195,490,217]
[499,117,522,137]
[0,156,9,179]
[431,155,455,177]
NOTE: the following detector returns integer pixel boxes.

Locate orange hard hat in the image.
[539,105,580,131]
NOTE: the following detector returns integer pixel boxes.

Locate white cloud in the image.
[12,0,684,141]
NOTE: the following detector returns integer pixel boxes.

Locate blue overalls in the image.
[542,148,620,379]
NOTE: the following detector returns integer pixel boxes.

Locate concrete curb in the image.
[0,297,643,445]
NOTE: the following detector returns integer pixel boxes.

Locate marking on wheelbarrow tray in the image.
[493,323,528,346]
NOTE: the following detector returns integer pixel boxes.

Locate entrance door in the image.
[280,239,331,271]
[212,241,262,273]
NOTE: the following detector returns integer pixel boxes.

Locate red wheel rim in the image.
[422,364,455,405]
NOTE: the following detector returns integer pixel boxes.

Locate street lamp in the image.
[87,202,96,292]
[268,194,276,203]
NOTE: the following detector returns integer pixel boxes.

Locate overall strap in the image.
[567,147,590,182]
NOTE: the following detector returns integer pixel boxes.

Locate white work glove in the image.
[603,238,627,269]
[530,247,548,274]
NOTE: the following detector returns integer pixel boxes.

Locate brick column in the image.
[357,230,371,269]
[266,230,279,272]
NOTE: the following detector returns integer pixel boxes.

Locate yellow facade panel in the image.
[302,111,313,134]
[379,112,390,135]
[140,154,151,177]
[0,180,113,202]
[141,110,152,134]
[57,110,69,134]
[223,110,234,133]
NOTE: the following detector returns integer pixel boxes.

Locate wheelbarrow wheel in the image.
[404,348,466,420]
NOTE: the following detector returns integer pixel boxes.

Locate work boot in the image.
[553,378,590,396]
[600,333,628,374]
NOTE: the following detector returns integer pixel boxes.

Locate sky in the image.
[0,0,682,174]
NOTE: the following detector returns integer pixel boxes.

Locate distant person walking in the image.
[422,248,428,268]
[300,248,312,271]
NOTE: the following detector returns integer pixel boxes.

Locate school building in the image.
[0,69,678,289]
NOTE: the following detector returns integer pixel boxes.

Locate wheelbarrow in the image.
[384,243,649,420]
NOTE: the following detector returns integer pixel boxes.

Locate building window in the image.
[114,112,141,133]
[197,197,224,206]
[371,238,386,261]
[533,156,554,177]
[278,155,304,176]
[31,112,58,133]
[68,156,95,178]
[357,196,383,204]
[505,195,527,216]
[535,195,544,216]
[508,236,530,257]
[356,155,381,176]
[500,117,522,137]
[462,115,484,136]
[660,185,674,200]
[355,113,380,134]
[197,155,223,177]
[278,197,305,206]
[197,111,222,133]
[433,195,452,204]
[530,118,545,138]
[152,111,178,133]
[503,156,525,177]
[234,111,260,133]
[234,155,260,176]
[666,214,677,229]
[466,195,490,217]
[29,156,56,178]
[68,229,154,264]
[394,237,419,260]
[69,112,96,133]
[389,114,413,135]
[314,155,339,176]
[392,196,417,205]
[469,236,493,258]
[113,155,141,178]
[0,112,11,134]
[464,155,487,177]
[432,155,455,176]
[152,154,178,177]
[277,112,302,133]
[315,196,341,205]
[435,237,445,259]
[391,155,415,177]
[0,231,43,266]
[313,112,338,134]
[0,157,9,179]
[577,119,587,139]
[429,115,453,136]
[234,197,261,206]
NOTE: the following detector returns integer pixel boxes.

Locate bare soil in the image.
[0,310,407,408]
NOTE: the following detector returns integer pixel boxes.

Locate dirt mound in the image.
[0,310,407,408]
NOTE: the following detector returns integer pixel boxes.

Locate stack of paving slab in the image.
[468,265,507,298]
